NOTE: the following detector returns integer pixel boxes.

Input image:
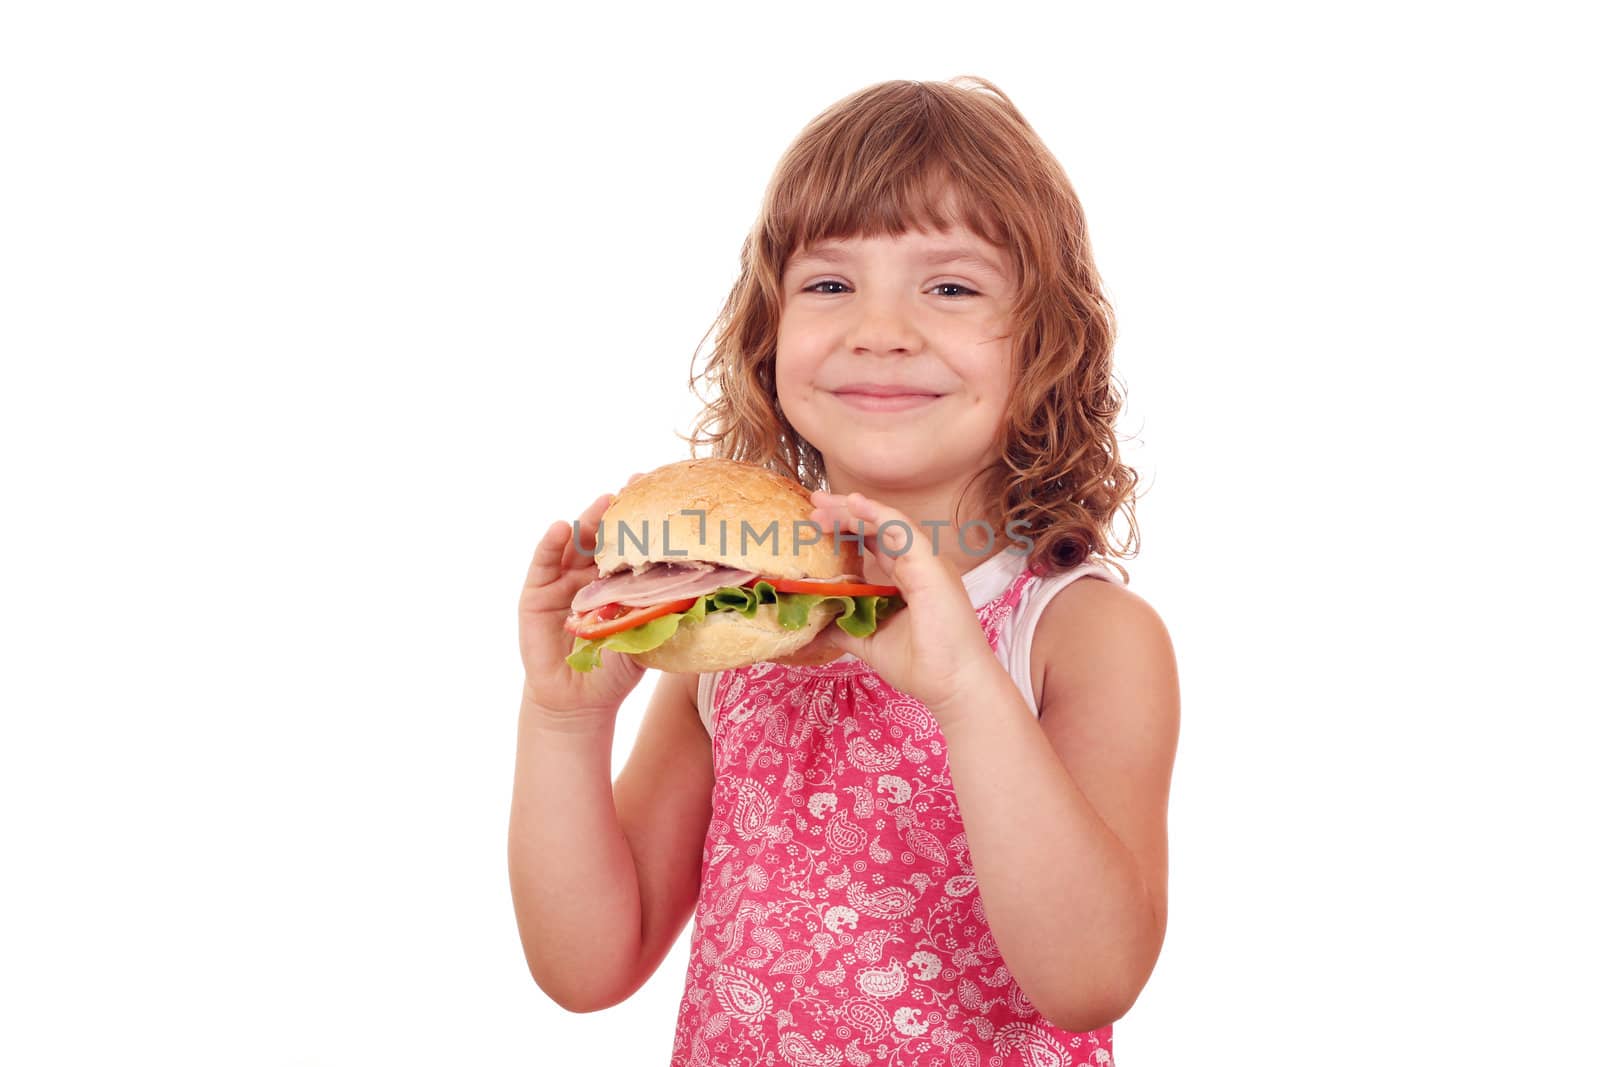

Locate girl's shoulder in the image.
[1027,564,1174,720]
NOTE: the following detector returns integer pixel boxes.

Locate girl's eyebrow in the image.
[790,245,1007,279]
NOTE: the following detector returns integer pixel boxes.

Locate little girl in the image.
[512,77,1179,1067]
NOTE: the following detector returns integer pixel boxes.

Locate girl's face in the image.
[775,224,1016,495]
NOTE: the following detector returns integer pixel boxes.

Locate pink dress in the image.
[672,550,1125,1067]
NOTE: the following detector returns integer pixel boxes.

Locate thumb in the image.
[823,624,868,661]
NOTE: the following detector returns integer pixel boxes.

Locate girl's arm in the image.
[508,668,712,1012]
[933,580,1179,1033]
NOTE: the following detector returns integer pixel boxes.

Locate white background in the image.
[3,1,1596,1063]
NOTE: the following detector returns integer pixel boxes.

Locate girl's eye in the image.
[801,281,979,297]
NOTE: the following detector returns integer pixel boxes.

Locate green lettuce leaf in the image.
[565,582,906,672]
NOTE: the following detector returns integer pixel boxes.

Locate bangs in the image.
[769,149,1013,270]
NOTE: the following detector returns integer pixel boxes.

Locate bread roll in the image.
[590,458,860,672]
[595,457,862,580]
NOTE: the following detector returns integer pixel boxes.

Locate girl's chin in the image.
[816,446,964,485]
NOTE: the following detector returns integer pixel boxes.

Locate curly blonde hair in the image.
[680,76,1141,581]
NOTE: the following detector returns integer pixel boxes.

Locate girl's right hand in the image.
[519,477,648,719]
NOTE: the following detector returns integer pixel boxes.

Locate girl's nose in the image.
[846,293,922,357]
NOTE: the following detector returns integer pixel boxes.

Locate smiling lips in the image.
[830,384,945,412]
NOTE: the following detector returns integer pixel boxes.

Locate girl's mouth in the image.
[830,391,943,413]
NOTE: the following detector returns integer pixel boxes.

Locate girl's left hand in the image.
[808,490,998,718]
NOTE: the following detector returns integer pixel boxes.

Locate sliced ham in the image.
[571,561,760,613]
[779,575,866,585]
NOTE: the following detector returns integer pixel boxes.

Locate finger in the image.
[564,493,615,569]
[821,624,867,660]
[810,508,882,575]
[577,492,613,534]
[811,493,907,551]
[817,494,948,597]
[525,519,573,591]
[810,504,897,581]
[810,495,876,538]
[525,526,602,614]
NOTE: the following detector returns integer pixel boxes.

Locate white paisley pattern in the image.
[670,564,1116,1067]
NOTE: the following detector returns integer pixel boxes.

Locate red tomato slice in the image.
[760,577,901,597]
[564,597,699,640]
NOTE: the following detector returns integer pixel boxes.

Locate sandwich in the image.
[563,458,905,673]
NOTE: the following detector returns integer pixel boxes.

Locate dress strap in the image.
[1000,558,1126,718]
[696,670,720,737]
[976,565,1036,652]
